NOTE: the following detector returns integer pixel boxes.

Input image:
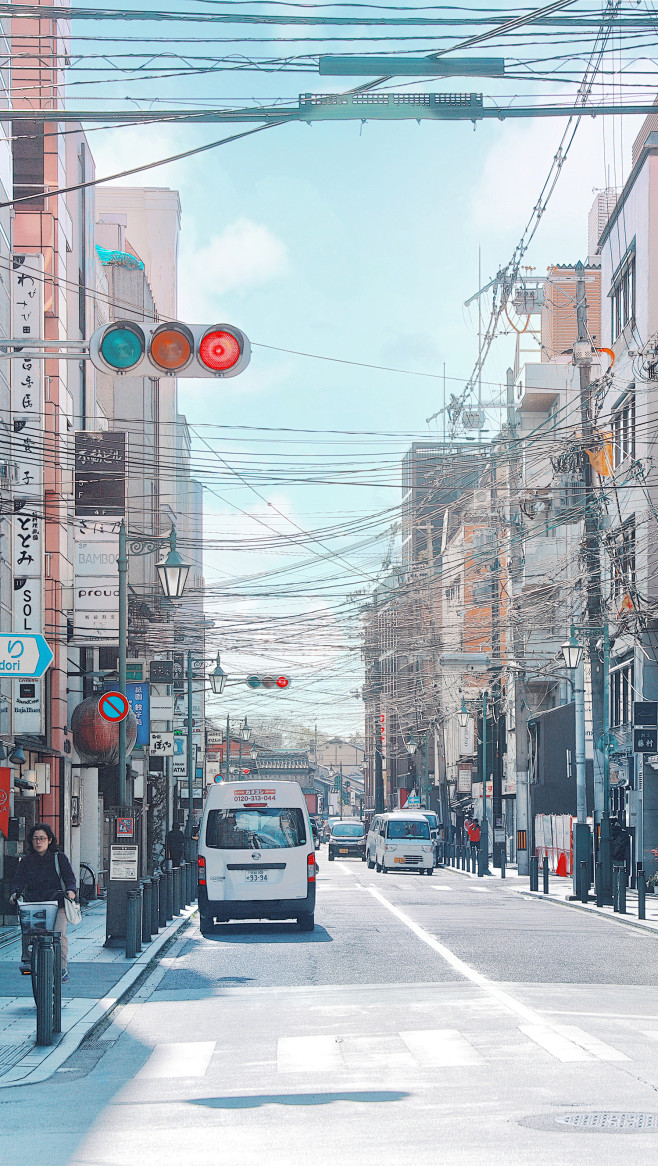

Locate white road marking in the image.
[400,1028,482,1066]
[366,885,614,1063]
[277,1035,344,1072]
[470,887,491,893]
[136,1041,216,1079]
[519,1025,593,1063]
[553,1025,629,1061]
[642,1030,658,1040]
[431,886,454,891]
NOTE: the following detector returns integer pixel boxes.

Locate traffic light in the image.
[246,674,290,690]
[89,319,251,378]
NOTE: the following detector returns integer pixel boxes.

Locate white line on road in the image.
[135,1041,216,1079]
[519,1025,593,1063]
[277,1035,344,1072]
[399,1028,482,1066]
[553,1025,629,1061]
[366,885,628,1064]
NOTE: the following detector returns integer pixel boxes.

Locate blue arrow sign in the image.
[0,634,54,678]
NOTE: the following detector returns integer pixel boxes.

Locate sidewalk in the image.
[0,897,197,1087]
[444,857,658,932]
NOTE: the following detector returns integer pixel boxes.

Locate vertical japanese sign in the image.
[127,682,150,748]
[11,255,44,733]
[74,431,125,517]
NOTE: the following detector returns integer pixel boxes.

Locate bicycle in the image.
[17,901,59,1003]
[78,862,97,904]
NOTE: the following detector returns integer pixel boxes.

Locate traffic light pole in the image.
[186,651,195,858]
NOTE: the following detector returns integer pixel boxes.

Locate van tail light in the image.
[307,853,316,882]
[198,855,206,886]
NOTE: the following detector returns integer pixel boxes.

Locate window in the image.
[205,806,307,850]
[610,247,636,341]
[610,518,635,603]
[611,662,634,728]
[612,394,635,468]
[387,819,430,840]
[331,823,365,838]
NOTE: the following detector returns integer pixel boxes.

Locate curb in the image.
[445,862,658,936]
[0,903,198,1089]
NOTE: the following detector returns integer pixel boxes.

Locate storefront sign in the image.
[127,682,150,747]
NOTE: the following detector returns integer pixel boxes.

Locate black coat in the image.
[10,848,76,905]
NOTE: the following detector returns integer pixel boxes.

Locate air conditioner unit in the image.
[553,475,583,522]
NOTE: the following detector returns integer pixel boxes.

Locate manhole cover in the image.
[556,1113,658,1132]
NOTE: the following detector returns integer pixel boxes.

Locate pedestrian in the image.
[610,817,631,885]
[9,823,77,983]
[166,823,186,866]
[467,818,481,854]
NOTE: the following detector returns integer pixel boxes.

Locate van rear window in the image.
[206,807,307,850]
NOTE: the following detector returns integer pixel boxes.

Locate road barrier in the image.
[35,934,54,1046]
[151,871,161,934]
[141,879,152,945]
[580,860,588,903]
[638,869,646,920]
[125,888,145,959]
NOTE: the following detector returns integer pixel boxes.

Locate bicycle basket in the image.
[18,901,59,934]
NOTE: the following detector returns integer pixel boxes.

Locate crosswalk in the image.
[134,1022,639,1080]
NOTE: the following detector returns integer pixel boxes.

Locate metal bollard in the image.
[174,865,182,915]
[618,868,627,914]
[542,856,549,895]
[190,858,197,902]
[180,862,187,906]
[35,935,54,1046]
[596,861,603,907]
[613,866,619,912]
[580,859,588,904]
[500,848,506,879]
[126,889,140,959]
[142,878,152,945]
[151,871,161,933]
[477,847,485,878]
[52,932,62,1035]
[184,861,191,905]
[529,855,538,891]
[158,868,167,927]
[165,867,174,921]
[638,869,646,920]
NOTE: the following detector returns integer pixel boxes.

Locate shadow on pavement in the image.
[188,1090,409,1108]
[201,922,333,944]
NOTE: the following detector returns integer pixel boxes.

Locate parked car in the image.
[328,820,367,862]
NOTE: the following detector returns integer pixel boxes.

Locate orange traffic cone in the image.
[556,852,567,877]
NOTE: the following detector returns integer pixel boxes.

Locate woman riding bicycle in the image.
[9,823,77,983]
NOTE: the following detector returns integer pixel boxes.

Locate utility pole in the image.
[506,366,530,875]
[339,762,343,817]
[372,594,384,813]
[575,261,608,899]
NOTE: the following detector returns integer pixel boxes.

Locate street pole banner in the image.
[73,531,120,643]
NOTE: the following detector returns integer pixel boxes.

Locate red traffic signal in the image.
[90,320,250,379]
[246,674,291,691]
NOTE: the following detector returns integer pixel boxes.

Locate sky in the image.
[70,1,646,736]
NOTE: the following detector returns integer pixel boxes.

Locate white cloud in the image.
[179,219,289,318]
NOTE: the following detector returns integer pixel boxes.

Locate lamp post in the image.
[561,629,590,898]
[117,523,190,807]
[479,689,490,876]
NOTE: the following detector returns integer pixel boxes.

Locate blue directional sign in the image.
[0,634,53,678]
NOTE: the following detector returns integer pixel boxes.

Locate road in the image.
[2,856,658,1166]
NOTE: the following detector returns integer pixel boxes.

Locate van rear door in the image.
[204,795,309,901]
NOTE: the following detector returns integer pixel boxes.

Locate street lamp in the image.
[208,654,227,695]
[117,522,190,807]
[8,745,26,766]
[561,631,583,672]
[155,527,190,600]
[241,716,250,742]
[458,699,469,729]
[561,628,590,898]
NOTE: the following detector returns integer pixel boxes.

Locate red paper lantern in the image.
[71,695,138,765]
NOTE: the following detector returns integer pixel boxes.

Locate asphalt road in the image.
[2,855,658,1166]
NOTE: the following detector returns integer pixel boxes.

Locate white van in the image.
[197,780,317,933]
[366,812,435,875]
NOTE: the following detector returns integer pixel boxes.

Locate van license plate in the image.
[339,848,349,854]
[394,857,405,864]
[245,870,268,883]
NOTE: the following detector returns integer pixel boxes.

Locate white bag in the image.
[55,853,82,927]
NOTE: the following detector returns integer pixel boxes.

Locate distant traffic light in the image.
[246,674,291,690]
[89,319,251,378]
